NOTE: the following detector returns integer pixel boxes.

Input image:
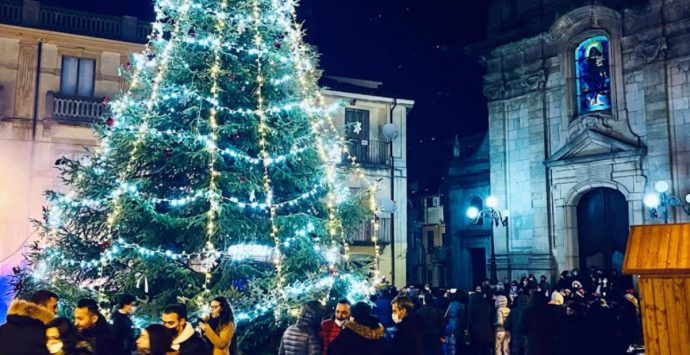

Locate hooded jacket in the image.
[0,299,55,355]
[327,319,386,355]
[279,301,324,355]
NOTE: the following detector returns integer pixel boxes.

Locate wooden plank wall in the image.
[638,276,690,355]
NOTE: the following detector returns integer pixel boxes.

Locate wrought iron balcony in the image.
[430,246,448,264]
[0,0,151,43]
[349,218,392,245]
[343,139,389,167]
[46,91,105,125]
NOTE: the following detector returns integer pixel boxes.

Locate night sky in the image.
[42,0,489,192]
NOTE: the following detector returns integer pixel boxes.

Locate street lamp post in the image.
[643,181,690,224]
[467,196,509,285]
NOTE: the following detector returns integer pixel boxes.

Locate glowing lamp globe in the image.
[643,193,661,208]
[654,181,670,193]
[382,123,398,141]
[466,207,480,219]
[485,196,498,209]
[686,193,690,204]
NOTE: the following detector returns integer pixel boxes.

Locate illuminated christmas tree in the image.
[14,0,380,352]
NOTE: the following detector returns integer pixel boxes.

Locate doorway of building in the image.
[576,188,629,273]
[469,248,486,288]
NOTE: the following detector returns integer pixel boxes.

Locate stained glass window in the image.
[575,36,611,114]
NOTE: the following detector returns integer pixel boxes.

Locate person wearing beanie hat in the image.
[494,295,511,355]
[548,292,564,306]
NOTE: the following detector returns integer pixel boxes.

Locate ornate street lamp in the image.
[467,196,509,284]
[643,181,690,224]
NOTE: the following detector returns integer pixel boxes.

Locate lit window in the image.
[61,56,95,97]
[575,36,611,114]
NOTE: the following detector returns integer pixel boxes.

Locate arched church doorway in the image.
[576,188,629,273]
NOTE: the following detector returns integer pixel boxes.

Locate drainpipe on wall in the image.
[31,40,43,141]
[389,98,397,286]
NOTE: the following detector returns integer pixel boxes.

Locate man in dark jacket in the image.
[75,298,115,355]
[415,293,445,355]
[0,297,55,355]
[112,294,137,355]
[327,302,386,355]
[521,293,563,355]
[162,303,211,355]
[389,295,423,355]
[467,291,493,355]
[504,293,530,355]
[279,300,325,355]
[557,302,589,355]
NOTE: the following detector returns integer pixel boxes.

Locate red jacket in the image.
[320,319,342,355]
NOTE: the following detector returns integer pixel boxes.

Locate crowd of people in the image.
[0,267,644,355]
[0,291,235,355]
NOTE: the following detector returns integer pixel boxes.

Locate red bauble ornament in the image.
[188,28,196,37]
[274,40,282,49]
[164,148,173,158]
[240,175,247,182]
[228,73,236,81]
[125,62,131,69]
[100,241,111,250]
[232,131,241,141]
[102,96,110,105]
[105,117,115,127]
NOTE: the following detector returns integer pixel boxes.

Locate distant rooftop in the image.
[320,75,385,97]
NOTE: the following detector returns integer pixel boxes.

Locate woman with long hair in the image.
[136,324,176,355]
[45,317,94,355]
[199,296,236,355]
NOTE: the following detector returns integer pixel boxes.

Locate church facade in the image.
[458,0,690,285]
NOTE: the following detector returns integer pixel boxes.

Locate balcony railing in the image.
[430,246,448,264]
[343,139,389,167]
[0,0,151,43]
[46,91,105,125]
[349,218,392,245]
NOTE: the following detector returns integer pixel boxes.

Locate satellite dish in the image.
[378,199,397,214]
[382,123,398,141]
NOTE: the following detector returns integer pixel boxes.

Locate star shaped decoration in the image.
[353,122,363,135]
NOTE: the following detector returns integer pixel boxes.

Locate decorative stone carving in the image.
[523,72,546,92]
[483,82,505,101]
[634,37,668,64]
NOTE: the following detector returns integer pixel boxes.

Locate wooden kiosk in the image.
[622,223,690,355]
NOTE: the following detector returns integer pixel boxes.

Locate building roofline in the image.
[321,89,415,107]
[0,23,145,53]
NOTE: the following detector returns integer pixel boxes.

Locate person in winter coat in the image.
[0,298,55,355]
[111,294,137,355]
[46,317,95,355]
[466,291,493,355]
[320,299,351,355]
[521,292,563,355]
[504,294,529,355]
[494,295,511,355]
[279,300,325,355]
[74,299,115,355]
[327,302,386,355]
[587,299,617,355]
[556,302,588,355]
[389,295,424,355]
[136,324,176,355]
[443,291,466,355]
[416,293,445,355]
[162,303,211,355]
[199,296,236,355]
[619,293,643,349]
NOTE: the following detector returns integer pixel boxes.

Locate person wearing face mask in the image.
[198,296,236,355]
[389,295,423,355]
[112,294,137,355]
[320,299,350,355]
[135,324,176,355]
[327,302,385,355]
[45,317,94,355]
[161,303,210,355]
